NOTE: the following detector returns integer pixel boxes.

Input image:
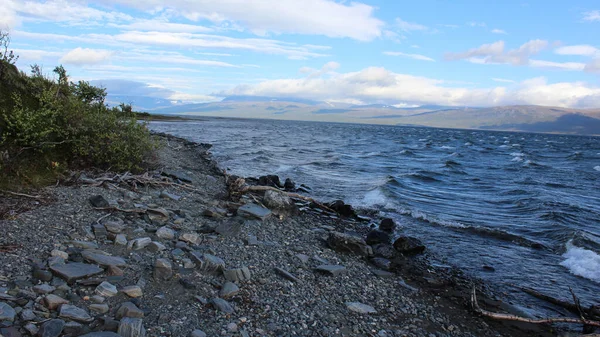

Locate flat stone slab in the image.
[346,302,377,314]
[50,263,103,283]
[161,169,192,183]
[238,203,271,220]
[315,264,347,276]
[82,251,127,267]
[0,302,16,322]
[211,298,234,313]
[59,304,93,323]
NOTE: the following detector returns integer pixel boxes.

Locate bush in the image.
[0,32,157,184]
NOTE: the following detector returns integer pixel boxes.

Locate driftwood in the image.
[76,171,199,192]
[521,287,600,320]
[0,244,20,253]
[0,189,44,199]
[472,288,600,329]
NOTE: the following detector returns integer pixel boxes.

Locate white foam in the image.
[440,146,454,150]
[360,189,389,208]
[510,152,525,157]
[560,241,600,283]
[274,164,293,173]
[512,157,524,162]
[594,166,600,172]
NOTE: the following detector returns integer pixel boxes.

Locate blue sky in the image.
[2,0,600,108]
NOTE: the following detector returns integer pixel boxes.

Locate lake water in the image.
[150,117,600,313]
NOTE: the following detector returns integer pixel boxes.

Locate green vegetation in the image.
[0,31,157,186]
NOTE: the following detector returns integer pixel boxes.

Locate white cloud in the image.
[583,10,600,22]
[395,18,428,32]
[217,64,600,108]
[0,1,20,29]
[60,47,113,65]
[383,51,435,62]
[491,29,507,34]
[467,21,487,27]
[529,59,586,71]
[492,78,515,83]
[585,58,600,73]
[8,0,131,25]
[554,45,599,57]
[95,0,384,41]
[446,39,548,65]
[12,48,62,61]
[112,20,213,33]
[119,51,239,68]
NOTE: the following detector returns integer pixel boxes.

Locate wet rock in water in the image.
[284,178,295,191]
[118,317,146,337]
[274,267,300,283]
[161,169,192,183]
[238,203,272,220]
[38,319,65,337]
[325,200,355,217]
[82,251,127,267]
[190,252,225,273]
[370,257,392,271]
[50,262,103,283]
[116,302,144,319]
[379,218,396,232]
[96,282,118,297]
[211,298,234,313]
[315,265,347,276]
[258,175,282,188]
[154,258,173,280]
[59,304,93,323]
[482,265,496,272]
[121,286,143,298]
[393,236,426,255]
[219,282,240,299]
[223,267,251,283]
[327,231,373,256]
[160,190,181,201]
[263,190,297,212]
[0,302,16,322]
[346,302,377,314]
[371,243,397,259]
[191,330,207,337]
[128,237,152,250]
[89,195,109,208]
[156,227,176,240]
[366,229,392,245]
[44,294,69,310]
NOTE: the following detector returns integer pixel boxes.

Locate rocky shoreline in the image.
[0,133,557,337]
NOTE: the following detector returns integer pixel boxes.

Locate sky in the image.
[2,0,600,108]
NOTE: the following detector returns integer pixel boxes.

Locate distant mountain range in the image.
[110,94,600,135]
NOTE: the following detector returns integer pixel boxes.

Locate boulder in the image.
[393,236,426,255]
[283,178,296,191]
[327,231,372,256]
[263,190,297,213]
[379,218,396,232]
[325,200,355,217]
[365,230,391,245]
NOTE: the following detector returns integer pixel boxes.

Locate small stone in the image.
[44,294,69,310]
[346,302,377,314]
[147,241,166,253]
[156,227,176,240]
[92,224,108,240]
[50,262,103,284]
[315,265,347,276]
[96,281,118,297]
[107,265,124,276]
[160,190,181,201]
[223,267,251,282]
[214,219,243,237]
[295,254,310,264]
[0,302,16,322]
[20,309,36,321]
[116,302,144,319]
[114,234,128,246]
[24,323,38,336]
[82,250,127,267]
[227,323,238,332]
[154,258,173,280]
[191,330,207,337]
[33,268,53,282]
[179,233,202,245]
[89,303,109,314]
[59,304,93,323]
[127,237,152,250]
[274,267,300,283]
[182,258,196,269]
[51,250,69,260]
[33,284,56,294]
[244,235,259,246]
[238,203,271,220]
[219,282,240,299]
[38,319,65,337]
[117,317,145,337]
[90,295,105,303]
[211,298,234,313]
[89,195,109,208]
[121,286,143,298]
[104,220,126,233]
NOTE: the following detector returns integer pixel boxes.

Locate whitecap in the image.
[274,164,293,173]
[512,157,524,162]
[440,146,454,150]
[560,241,600,283]
[595,166,600,172]
[510,152,525,157]
[359,189,390,208]
[499,145,509,149]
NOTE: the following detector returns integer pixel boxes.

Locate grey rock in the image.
[161,169,192,183]
[82,250,127,267]
[315,265,347,276]
[263,190,297,213]
[238,203,271,220]
[154,258,173,280]
[96,282,118,297]
[59,304,93,323]
[44,294,69,310]
[104,220,126,233]
[33,284,56,294]
[63,321,84,336]
[372,269,395,278]
[370,257,392,271]
[20,309,36,321]
[179,233,202,245]
[219,282,240,299]
[189,252,225,273]
[90,295,105,303]
[245,235,259,246]
[295,254,310,264]
[346,302,377,314]
[118,317,146,337]
[191,330,207,337]
[223,267,251,282]
[160,190,181,201]
[182,258,196,269]
[71,240,99,250]
[38,319,65,337]
[24,323,38,336]
[147,241,167,253]
[211,298,234,313]
[327,231,373,256]
[121,285,143,298]
[116,302,144,319]
[50,262,103,283]
[50,249,69,259]
[0,302,16,322]
[274,267,300,283]
[89,303,109,314]
[33,268,53,282]
[89,195,109,208]
[128,237,152,250]
[156,226,176,240]
[214,219,243,237]
[92,224,108,240]
[114,234,128,246]
[147,208,169,223]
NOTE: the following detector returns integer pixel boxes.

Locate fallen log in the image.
[521,287,600,320]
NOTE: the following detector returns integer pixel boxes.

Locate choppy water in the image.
[150,117,600,312]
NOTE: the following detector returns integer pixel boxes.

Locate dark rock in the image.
[482,265,496,272]
[223,267,251,282]
[219,282,240,299]
[0,302,16,322]
[0,327,21,337]
[211,298,234,313]
[101,318,121,332]
[370,257,392,271]
[379,218,396,232]
[116,302,144,319]
[50,263,103,284]
[283,178,295,191]
[393,236,426,255]
[258,175,282,188]
[325,200,355,217]
[274,267,300,283]
[371,243,397,259]
[38,319,65,337]
[32,267,53,282]
[59,304,93,323]
[237,203,271,220]
[315,265,347,276]
[81,251,127,267]
[371,269,395,278]
[62,321,84,336]
[189,252,225,273]
[153,259,173,280]
[33,284,55,294]
[92,224,108,241]
[244,235,259,246]
[117,317,145,337]
[327,231,372,256]
[179,278,196,289]
[89,195,109,208]
[366,230,391,245]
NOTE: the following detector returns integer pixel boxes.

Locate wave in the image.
[358,188,394,209]
[399,149,415,156]
[560,240,600,283]
[402,171,442,183]
[594,166,600,172]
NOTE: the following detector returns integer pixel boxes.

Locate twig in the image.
[471,288,600,328]
[93,207,146,214]
[96,212,112,224]
[0,189,43,199]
